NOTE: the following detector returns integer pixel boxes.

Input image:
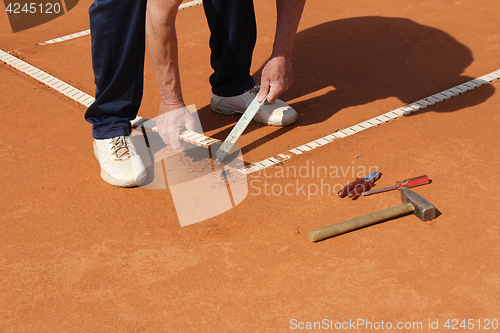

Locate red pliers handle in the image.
[338,179,376,199]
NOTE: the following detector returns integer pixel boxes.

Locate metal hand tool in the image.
[338,171,382,199]
[309,188,437,242]
[214,94,268,166]
[361,175,430,196]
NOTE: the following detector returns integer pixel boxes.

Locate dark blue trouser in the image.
[203,0,257,97]
[85,0,147,139]
[86,0,256,139]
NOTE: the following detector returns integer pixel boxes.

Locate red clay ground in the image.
[1,0,500,332]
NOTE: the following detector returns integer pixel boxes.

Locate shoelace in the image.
[249,85,260,95]
[110,136,131,160]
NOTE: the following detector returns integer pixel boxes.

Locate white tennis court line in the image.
[0,48,96,107]
[1,47,498,174]
[0,47,206,145]
[179,0,203,10]
[38,29,90,45]
[238,69,500,175]
[0,47,205,144]
[37,0,203,45]
[0,48,151,125]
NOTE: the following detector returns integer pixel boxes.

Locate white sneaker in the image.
[93,135,147,187]
[210,86,298,126]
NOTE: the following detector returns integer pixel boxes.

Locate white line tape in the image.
[296,145,312,152]
[39,29,91,45]
[237,69,500,174]
[289,148,303,155]
[178,0,203,10]
[391,108,407,116]
[0,48,151,125]
[305,141,320,149]
[0,49,95,107]
[237,154,291,175]
[322,134,337,141]
[333,131,348,139]
[178,130,220,148]
[448,87,464,94]
[259,159,276,168]
[1,46,498,175]
[430,93,447,102]
[314,138,330,146]
[349,124,367,133]
[341,128,357,136]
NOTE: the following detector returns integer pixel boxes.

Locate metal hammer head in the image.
[401,188,436,221]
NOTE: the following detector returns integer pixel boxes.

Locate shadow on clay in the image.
[195,16,495,154]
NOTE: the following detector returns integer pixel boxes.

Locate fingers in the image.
[258,78,270,103]
[267,85,281,104]
[157,114,170,145]
[157,106,198,149]
[259,56,293,103]
[169,127,182,150]
[260,79,284,104]
[158,130,170,146]
[184,111,197,132]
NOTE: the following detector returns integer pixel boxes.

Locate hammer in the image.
[308,188,436,242]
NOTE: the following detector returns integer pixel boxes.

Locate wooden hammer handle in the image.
[308,203,414,242]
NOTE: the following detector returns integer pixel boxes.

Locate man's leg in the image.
[203,0,298,126]
[85,0,147,139]
[86,0,148,187]
[203,0,257,97]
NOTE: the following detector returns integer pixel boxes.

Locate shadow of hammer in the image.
[308,188,436,243]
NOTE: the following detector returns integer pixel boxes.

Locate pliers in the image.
[338,171,382,199]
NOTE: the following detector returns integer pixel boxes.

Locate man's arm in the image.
[146,0,195,148]
[258,0,306,103]
[147,0,184,110]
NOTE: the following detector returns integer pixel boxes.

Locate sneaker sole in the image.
[100,169,147,188]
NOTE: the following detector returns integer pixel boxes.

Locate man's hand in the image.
[157,105,197,149]
[257,0,306,104]
[258,55,294,103]
[147,0,192,149]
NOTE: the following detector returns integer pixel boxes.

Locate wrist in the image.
[159,101,186,114]
[270,45,294,59]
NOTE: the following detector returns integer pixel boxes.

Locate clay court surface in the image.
[1,0,500,331]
